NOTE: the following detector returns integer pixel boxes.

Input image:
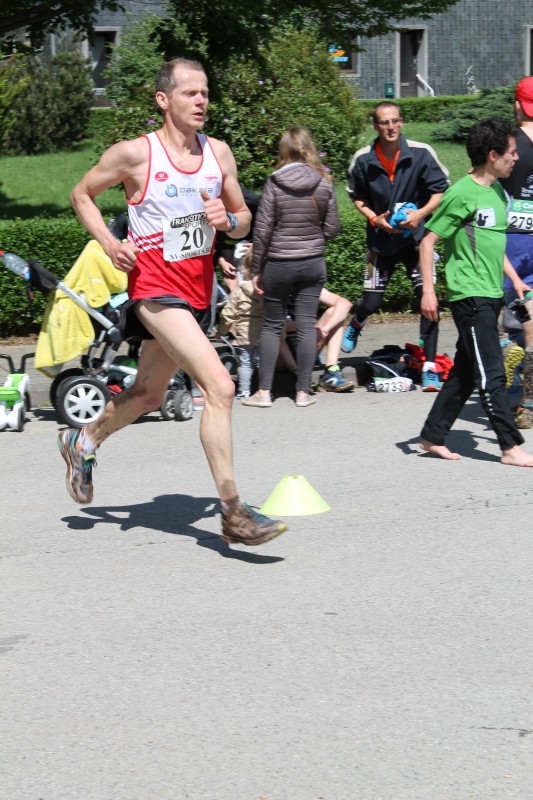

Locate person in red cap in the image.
[498,77,533,428]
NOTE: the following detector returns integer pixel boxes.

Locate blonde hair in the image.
[275,127,331,181]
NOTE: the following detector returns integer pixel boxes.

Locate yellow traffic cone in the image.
[260,474,330,516]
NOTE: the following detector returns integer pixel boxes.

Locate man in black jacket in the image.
[344,101,449,391]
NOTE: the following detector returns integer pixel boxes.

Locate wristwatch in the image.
[226,211,238,232]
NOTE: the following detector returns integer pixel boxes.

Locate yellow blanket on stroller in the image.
[35,240,128,376]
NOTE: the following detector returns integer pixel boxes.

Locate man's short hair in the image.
[372,101,402,123]
[466,118,520,166]
[155,58,206,95]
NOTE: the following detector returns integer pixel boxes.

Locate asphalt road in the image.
[2,318,533,800]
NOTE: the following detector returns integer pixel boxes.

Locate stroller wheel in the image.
[172,389,194,421]
[160,389,177,421]
[212,342,239,380]
[56,375,110,428]
[221,353,239,378]
[50,368,84,409]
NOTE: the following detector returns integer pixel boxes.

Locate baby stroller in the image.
[1,244,194,427]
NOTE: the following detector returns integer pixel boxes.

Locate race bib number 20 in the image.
[163,212,215,262]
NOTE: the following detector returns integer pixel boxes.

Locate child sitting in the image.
[216,255,264,399]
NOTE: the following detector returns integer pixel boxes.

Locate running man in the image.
[58,57,287,545]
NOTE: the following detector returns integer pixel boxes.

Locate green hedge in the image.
[356,95,473,123]
[87,107,116,141]
[0,218,91,337]
[0,209,448,337]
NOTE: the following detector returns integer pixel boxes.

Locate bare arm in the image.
[354,198,396,233]
[70,138,147,272]
[419,231,440,321]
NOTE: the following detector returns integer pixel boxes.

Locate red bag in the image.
[405,343,454,382]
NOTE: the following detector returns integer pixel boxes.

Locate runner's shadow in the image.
[61,493,284,564]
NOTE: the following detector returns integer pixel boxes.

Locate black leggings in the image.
[259,257,326,391]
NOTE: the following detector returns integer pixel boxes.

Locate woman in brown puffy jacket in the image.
[243,127,341,408]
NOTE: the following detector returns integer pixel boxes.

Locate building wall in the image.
[351,0,533,99]
[90,0,168,28]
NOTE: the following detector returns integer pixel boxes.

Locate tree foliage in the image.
[2,49,94,154]
[1,0,460,59]
[159,0,461,75]
[208,29,366,185]
[100,20,366,186]
[0,0,122,50]
[431,86,515,143]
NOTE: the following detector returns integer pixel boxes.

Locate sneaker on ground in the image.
[318,368,355,392]
[58,428,96,504]
[502,343,525,389]
[421,369,443,392]
[221,499,287,546]
[236,390,250,399]
[341,322,363,353]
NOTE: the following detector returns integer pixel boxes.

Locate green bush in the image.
[87,108,117,141]
[0,206,449,337]
[0,218,91,336]
[0,54,31,151]
[430,86,515,142]
[208,29,366,184]
[3,49,94,155]
[96,13,197,147]
[356,95,473,124]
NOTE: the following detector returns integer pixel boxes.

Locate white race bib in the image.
[163,212,215,262]
[507,198,533,232]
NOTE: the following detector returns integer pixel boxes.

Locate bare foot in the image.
[501,445,533,467]
[419,438,461,460]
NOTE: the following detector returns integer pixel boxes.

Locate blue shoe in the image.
[318,368,355,392]
[341,322,363,353]
[421,369,443,392]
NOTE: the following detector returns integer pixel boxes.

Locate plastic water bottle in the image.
[0,251,31,280]
[233,241,249,285]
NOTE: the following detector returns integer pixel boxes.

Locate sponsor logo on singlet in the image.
[165,185,217,198]
[204,174,219,182]
[155,171,169,181]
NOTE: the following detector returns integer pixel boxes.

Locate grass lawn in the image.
[0,123,469,221]
[0,143,126,222]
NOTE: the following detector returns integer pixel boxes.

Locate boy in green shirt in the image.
[419,118,533,467]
